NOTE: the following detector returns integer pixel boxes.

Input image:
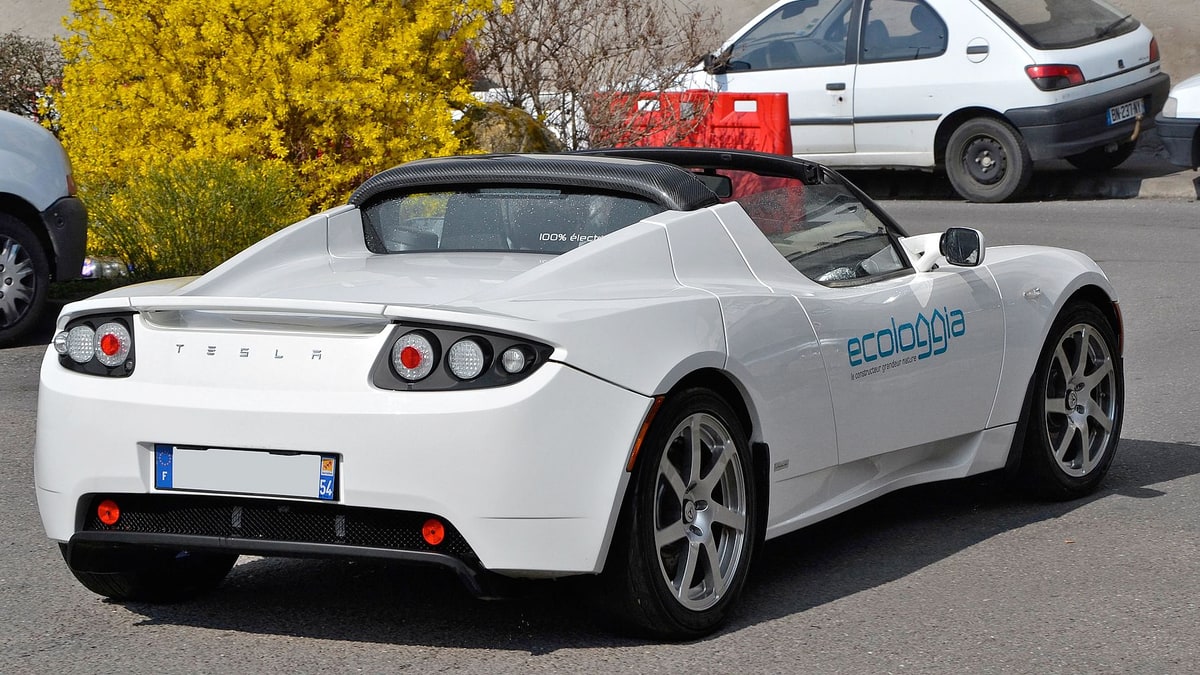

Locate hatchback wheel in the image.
[946,117,1033,203]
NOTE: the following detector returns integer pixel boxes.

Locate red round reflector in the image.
[400,345,422,370]
[97,499,121,526]
[99,333,121,357]
[422,518,445,546]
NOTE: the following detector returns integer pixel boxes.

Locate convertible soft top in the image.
[348,154,722,212]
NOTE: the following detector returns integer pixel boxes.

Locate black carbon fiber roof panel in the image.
[348,154,720,211]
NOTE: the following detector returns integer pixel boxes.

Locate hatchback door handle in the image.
[826,82,847,91]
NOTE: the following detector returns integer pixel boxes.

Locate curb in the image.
[842,130,1199,202]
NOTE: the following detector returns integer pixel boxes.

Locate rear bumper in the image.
[1005,73,1171,161]
[39,195,87,280]
[1154,114,1200,168]
[35,341,651,578]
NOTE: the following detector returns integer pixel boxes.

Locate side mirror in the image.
[939,227,985,266]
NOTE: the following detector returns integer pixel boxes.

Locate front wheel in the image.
[602,389,758,639]
[945,117,1033,203]
[1016,304,1124,500]
[61,544,237,602]
[0,213,50,346]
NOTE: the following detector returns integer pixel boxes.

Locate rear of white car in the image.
[1155,72,1200,168]
[695,0,1169,201]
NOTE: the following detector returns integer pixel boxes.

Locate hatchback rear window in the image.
[362,188,666,254]
[980,0,1139,50]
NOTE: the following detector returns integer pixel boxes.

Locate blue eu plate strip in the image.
[154,444,173,489]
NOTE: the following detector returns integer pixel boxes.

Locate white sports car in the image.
[35,148,1124,638]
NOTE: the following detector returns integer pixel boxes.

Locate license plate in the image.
[154,445,337,501]
[1107,98,1145,125]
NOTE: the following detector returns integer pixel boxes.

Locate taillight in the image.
[1149,37,1160,63]
[1025,64,1085,91]
[53,314,136,376]
[373,323,552,391]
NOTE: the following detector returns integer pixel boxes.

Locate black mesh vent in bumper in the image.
[80,494,477,562]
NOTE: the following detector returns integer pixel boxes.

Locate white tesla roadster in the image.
[34,148,1123,638]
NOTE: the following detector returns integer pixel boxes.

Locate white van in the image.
[688,0,1170,201]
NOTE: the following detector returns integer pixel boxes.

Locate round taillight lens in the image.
[391,331,437,381]
[447,339,487,380]
[66,325,96,363]
[94,322,131,367]
[97,499,121,526]
[422,518,445,546]
[500,346,529,374]
[52,330,70,355]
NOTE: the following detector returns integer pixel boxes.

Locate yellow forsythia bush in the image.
[85,158,308,280]
[57,0,496,210]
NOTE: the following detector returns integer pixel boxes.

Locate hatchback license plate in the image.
[1107,98,1144,125]
[154,445,337,500]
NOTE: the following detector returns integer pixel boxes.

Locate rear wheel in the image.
[603,389,758,639]
[0,213,50,346]
[945,117,1033,203]
[1016,304,1123,500]
[61,544,237,602]
[1066,141,1136,171]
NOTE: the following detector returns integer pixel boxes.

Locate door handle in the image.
[826,82,847,91]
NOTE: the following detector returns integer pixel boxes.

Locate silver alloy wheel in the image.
[1042,322,1118,478]
[0,234,36,328]
[653,412,748,611]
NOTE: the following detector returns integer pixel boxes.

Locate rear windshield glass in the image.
[980,0,1139,50]
[362,188,666,254]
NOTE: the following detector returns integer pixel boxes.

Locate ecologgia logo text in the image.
[848,307,966,367]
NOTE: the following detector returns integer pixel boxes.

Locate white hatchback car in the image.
[1156,72,1200,168]
[688,0,1169,202]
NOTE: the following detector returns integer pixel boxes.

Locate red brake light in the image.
[422,518,445,546]
[400,345,422,370]
[1149,37,1160,63]
[1025,65,1086,91]
[97,499,121,526]
[99,332,121,357]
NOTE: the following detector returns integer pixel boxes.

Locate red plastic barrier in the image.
[614,90,792,156]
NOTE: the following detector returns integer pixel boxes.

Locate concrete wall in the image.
[1,0,1195,81]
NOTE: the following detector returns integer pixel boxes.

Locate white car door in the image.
[851,0,954,164]
[714,0,859,155]
[740,182,1005,464]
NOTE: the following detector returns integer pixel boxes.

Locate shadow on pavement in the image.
[113,437,1200,652]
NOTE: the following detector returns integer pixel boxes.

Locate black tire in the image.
[1065,141,1136,171]
[945,117,1033,203]
[61,543,237,602]
[602,389,758,639]
[1015,303,1124,500]
[0,212,50,346]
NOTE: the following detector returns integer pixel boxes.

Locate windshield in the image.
[362,188,666,254]
[980,0,1139,50]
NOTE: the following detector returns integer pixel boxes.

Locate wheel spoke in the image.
[655,520,688,552]
[674,540,701,601]
[1053,343,1072,381]
[1070,328,1089,379]
[1087,398,1114,433]
[695,443,733,498]
[687,418,704,488]
[660,460,688,504]
[1082,357,1114,392]
[708,502,746,534]
[1052,422,1077,464]
[1044,394,1068,416]
[701,532,726,599]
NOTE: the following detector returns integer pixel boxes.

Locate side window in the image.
[861,0,947,63]
[724,172,908,286]
[725,0,851,71]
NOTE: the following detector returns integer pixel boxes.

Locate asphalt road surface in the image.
[2,199,1197,673]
